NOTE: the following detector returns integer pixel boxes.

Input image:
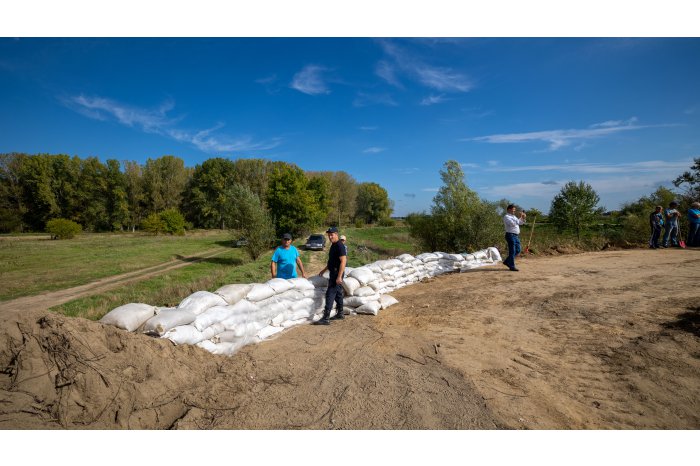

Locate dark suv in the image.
[305,234,326,251]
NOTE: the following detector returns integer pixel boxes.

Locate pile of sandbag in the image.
[99,247,502,356]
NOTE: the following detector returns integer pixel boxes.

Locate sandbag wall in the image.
[100,247,502,356]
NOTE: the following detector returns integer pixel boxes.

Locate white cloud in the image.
[422,187,439,192]
[590,117,638,128]
[487,160,500,167]
[362,147,386,154]
[290,65,330,95]
[468,119,672,150]
[378,40,473,93]
[460,162,480,168]
[375,60,402,88]
[485,159,692,174]
[65,94,279,154]
[420,94,448,106]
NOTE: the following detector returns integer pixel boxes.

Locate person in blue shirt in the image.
[662,201,681,248]
[687,201,700,247]
[649,205,664,249]
[271,233,306,279]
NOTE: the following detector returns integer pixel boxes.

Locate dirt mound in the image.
[2,249,698,429]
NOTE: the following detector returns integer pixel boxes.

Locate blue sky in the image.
[2,37,699,216]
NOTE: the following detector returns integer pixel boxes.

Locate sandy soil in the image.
[1,249,698,429]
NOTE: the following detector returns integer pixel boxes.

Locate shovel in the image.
[525,215,537,254]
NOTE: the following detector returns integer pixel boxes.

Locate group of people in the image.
[649,201,700,249]
[270,227,347,326]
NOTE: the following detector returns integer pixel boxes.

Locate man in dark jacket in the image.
[313,227,347,325]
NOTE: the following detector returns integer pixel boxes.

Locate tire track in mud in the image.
[0,248,228,315]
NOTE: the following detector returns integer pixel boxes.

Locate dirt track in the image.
[1,249,698,429]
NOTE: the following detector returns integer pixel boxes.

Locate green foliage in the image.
[46,218,82,239]
[354,218,365,228]
[140,213,166,234]
[160,208,186,235]
[142,155,188,214]
[356,182,392,224]
[229,184,275,260]
[0,153,27,232]
[378,217,395,227]
[673,157,700,199]
[407,161,502,253]
[266,162,326,236]
[181,157,238,229]
[549,181,604,239]
[618,186,678,244]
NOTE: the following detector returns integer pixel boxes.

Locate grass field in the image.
[0,230,235,301]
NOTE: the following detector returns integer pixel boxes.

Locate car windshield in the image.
[309,235,324,241]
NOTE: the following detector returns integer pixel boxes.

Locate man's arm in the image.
[336,256,347,284]
[296,257,307,278]
[270,261,277,279]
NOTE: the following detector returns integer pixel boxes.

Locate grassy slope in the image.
[0,230,233,301]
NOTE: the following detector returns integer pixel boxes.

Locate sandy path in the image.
[0,248,698,429]
[0,248,228,315]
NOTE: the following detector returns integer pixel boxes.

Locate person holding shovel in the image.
[503,204,526,272]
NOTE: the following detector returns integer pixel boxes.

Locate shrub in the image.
[160,208,186,235]
[378,217,396,227]
[354,218,365,229]
[140,213,166,235]
[46,218,82,239]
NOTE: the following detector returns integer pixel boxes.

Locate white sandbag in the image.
[231,320,266,338]
[201,322,225,341]
[291,297,315,311]
[277,289,305,301]
[354,286,376,297]
[212,331,246,344]
[487,247,502,262]
[193,305,238,331]
[215,283,253,305]
[302,288,316,298]
[271,313,285,326]
[344,294,380,307]
[258,325,285,340]
[266,278,294,294]
[341,276,361,296]
[396,254,415,263]
[348,267,375,285]
[356,300,382,316]
[308,275,328,288]
[416,252,438,262]
[246,283,276,302]
[197,340,247,356]
[368,281,385,291]
[143,309,196,336]
[473,250,488,260]
[288,277,315,291]
[379,295,399,309]
[177,291,228,315]
[100,303,157,332]
[164,325,207,345]
[443,253,464,262]
[155,306,174,314]
[462,253,476,262]
[367,263,382,273]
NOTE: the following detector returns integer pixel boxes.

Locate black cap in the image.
[326,226,338,233]
[282,233,292,240]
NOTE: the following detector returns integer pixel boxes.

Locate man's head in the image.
[692,202,700,209]
[507,204,516,214]
[281,233,292,247]
[326,226,339,243]
[655,205,663,212]
[340,235,346,243]
[670,201,678,208]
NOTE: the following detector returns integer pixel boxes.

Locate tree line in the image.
[407,158,700,253]
[0,153,393,237]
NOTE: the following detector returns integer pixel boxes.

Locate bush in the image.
[160,208,186,235]
[378,217,396,227]
[46,218,82,239]
[140,213,166,235]
[354,218,365,229]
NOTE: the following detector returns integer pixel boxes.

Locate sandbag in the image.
[100,303,157,332]
[416,253,438,262]
[486,247,502,262]
[266,278,294,294]
[308,275,328,288]
[193,305,238,331]
[164,325,207,345]
[348,267,375,285]
[356,300,382,316]
[246,283,276,302]
[177,291,228,315]
[354,286,376,297]
[341,276,361,296]
[258,325,285,340]
[143,309,196,336]
[379,294,399,309]
[215,283,253,305]
[288,277,315,291]
[344,294,380,307]
[396,254,415,263]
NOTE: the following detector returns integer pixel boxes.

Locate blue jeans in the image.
[323,273,344,318]
[663,224,679,247]
[504,232,521,268]
[649,225,662,248]
[688,223,700,247]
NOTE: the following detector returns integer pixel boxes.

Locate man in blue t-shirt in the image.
[687,201,700,247]
[662,201,680,248]
[271,233,306,279]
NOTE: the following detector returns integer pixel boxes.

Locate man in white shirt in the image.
[503,204,526,271]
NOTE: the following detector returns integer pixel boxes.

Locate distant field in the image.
[0,230,235,301]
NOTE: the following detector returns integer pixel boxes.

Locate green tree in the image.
[73,156,109,231]
[140,213,166,235]
[266,162,322,236]
[549,181,604,239]
[160,208,186,235]
[123,160,145,232]
[182,157,238,229]
[142,155,188,214]
[673,157,700,200]
[355,182,392,224]
[0,153,28,232]
[309,171,358,228]
[228,184,275,260]
[105,159,130,231]
[230,158,270,205]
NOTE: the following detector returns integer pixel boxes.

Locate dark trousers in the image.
[504,232,521,268]
[649,225,662,248]
[323,273,344,318]
[688,223,700,247]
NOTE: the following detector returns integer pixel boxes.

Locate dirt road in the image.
[1,249,698,429]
